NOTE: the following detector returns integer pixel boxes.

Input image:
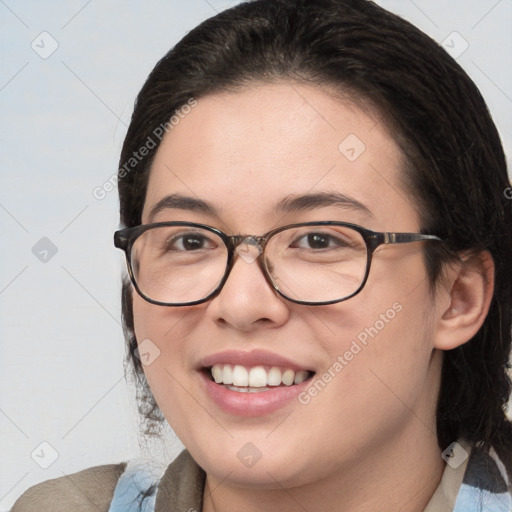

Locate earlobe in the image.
[433,251,494,351]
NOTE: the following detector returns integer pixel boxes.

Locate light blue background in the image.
[1,1,511,509]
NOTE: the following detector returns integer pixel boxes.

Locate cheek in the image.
[291,289,437,457]
[317,295,433,390]
[132,293,193,353]
[305,254,438,417]
[132,296,186,399]
[131,295,207,436]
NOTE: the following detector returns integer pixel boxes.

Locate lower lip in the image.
[199,371,312,417]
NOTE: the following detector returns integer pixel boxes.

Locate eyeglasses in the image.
[114,221,442,307]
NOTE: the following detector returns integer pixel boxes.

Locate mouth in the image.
[197,350,317,416]
[203,364,315,393]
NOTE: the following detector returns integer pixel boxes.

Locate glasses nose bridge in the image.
[226,233,267,250]
[219,234,279,302]
[227,234,268,265]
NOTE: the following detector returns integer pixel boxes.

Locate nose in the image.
[206,240,290,332]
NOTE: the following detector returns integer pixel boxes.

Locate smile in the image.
[198,349,316,416]
[209,364,312,392]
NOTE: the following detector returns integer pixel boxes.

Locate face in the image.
[133,83,443,488]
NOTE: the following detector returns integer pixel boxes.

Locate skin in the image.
[133,82,494,512]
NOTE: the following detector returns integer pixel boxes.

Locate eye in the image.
[168,232,217,251]
[292,232,347,250]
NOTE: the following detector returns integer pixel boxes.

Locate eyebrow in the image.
[275,192,374,218]
[147,191,374,222]
[147,194,217,221]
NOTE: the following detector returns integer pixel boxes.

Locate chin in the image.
[188,433,322,489]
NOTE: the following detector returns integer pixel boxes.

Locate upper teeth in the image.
[211,364,309,387]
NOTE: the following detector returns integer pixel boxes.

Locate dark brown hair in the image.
[118,0,512,473]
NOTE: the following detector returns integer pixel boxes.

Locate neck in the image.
[202,422,445,512]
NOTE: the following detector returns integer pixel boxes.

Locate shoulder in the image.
[155,450,205,510]
[11,463,126,512]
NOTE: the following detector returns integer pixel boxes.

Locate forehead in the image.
[143,82,420,231]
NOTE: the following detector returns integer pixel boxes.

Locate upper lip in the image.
[199,349,314,372]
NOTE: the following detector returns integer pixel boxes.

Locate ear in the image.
[433,250,494,350]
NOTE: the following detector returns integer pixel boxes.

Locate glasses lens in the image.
[265,224,368,303]
[130,225,228,304]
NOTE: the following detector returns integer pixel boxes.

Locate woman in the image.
[13,0,512,510]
